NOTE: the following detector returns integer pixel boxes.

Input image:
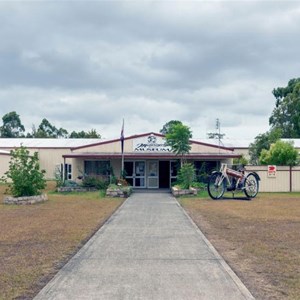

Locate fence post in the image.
[290,166,292,192]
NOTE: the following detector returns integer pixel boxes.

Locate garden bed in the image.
[171,186,198,197]
[106,185,133,198]
[3,194,48,205]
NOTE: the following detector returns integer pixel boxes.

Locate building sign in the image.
[268,165,276,178]
[133,135,172,152]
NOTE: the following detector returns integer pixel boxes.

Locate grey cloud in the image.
[0,1,299,139]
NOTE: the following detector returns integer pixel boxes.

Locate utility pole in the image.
[216,118,221,153]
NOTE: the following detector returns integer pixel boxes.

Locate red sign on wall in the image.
[268,165,276,177]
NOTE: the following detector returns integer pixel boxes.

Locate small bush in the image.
[82,176,109,190]
[110,175,117,185]
[190,182,206,190]
[54,166,64,188]
[63,180,79,187]
[1,146,46,197]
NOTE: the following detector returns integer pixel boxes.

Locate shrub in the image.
[110,175,117,185]
[82,176,109,190]
[177,163,196,189]
[64,180,79,187]
[1,146,46,197]
[54,165,64,187]
[190,181,206,190]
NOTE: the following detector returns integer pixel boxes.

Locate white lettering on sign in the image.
[133,135,172,152]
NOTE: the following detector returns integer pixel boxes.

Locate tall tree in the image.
[160,120,183,135]
[0,111,25,138]
[269,78,300,138]
[33,118,68,138]
[248,128,282,165]
[165,123,192,166]
[69,129,101,138]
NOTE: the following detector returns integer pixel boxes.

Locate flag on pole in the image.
[120,119,124,154]
[120,119,125,177]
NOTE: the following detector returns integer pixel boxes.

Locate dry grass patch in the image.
[0,182,124,300]
[180,192,300,300]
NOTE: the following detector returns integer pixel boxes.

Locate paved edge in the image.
[175,197,255,300]
[34,197,131,299]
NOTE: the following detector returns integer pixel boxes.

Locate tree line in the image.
[0,111,101,138]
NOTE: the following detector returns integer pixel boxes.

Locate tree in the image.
[69,129,101,138]
[1,146,46,197]
[269,78,300,138]
[165,123,192,166]
[259,140,299,166]
[248,128,282,165]
[33,118,68,138]
[57,127,69,138]
[0,111,25,137]
[177,163,195,189]
[160,120,183,135]
[233,155,248,166]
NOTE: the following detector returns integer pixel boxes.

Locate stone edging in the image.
[57,187,97,192]
[171,187,198,197]
[3,194,48,205]
[106,187,132,198]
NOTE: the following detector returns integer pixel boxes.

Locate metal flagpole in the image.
[121,119,124,177]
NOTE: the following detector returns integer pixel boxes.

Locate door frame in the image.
[124,160,146,188]
[147,160,159,188]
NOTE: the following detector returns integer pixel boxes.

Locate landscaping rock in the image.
[56,187,97,192]
[3,194,48,205]
[106,186,132,198]
[171,187,197,197]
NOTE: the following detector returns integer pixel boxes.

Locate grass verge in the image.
[0,182,125,300]
[180,191,300,300]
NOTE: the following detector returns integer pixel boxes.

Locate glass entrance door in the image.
[134,161,146,188]
[147,161,159,188]
[124,161,146,188]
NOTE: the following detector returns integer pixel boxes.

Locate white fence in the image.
[245,165,300,192]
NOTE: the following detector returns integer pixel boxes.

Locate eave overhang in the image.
[63,152,241,160]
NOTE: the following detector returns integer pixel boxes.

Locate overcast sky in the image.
[0,1,299,141]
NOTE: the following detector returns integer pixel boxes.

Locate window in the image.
[64,164,72,180]
[194,161,217,183]
[84,161,111,176]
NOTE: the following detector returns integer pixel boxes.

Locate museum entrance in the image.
[124,160,178,189]
[159,161,170,188]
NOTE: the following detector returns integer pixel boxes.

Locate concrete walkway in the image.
[34,193,254,300]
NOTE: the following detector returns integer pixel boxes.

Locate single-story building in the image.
[0,132,240,189]
[63,132,240,189]
[2,134,300,191]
